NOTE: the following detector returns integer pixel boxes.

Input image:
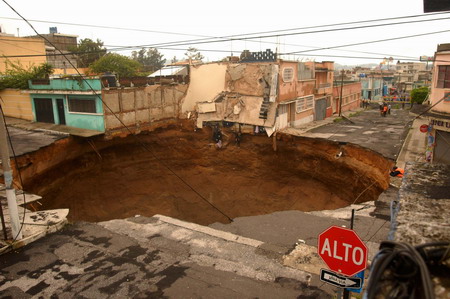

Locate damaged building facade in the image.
[2,49,345,139]
[189,51,336,135]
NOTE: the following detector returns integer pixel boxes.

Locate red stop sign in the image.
[419,124,429,133]
[318,226,368,277]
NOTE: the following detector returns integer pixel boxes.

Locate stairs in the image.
[259,96,270,119]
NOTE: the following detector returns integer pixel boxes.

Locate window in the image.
[305,95,314,109]
[298,62,314,80]
[437,65,450,88]
[68,98,97,113]
[296,97,305,112]
[282,67,294,82]
[296,95,314,113]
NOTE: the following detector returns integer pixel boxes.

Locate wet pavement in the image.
[283,107,415,161]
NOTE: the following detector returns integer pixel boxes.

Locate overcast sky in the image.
[0,0,449,66]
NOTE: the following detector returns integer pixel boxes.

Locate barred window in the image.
[68,98,97,113]
[282,67,294,82]
[296,95,314,113]
[437,65,450,88]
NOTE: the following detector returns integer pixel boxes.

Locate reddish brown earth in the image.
[25,124,391,226]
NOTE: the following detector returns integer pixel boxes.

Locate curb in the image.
[153,214,264,248]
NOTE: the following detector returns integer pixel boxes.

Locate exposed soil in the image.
[25,124,390,226]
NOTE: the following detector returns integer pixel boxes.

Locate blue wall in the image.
[29,78,102,91]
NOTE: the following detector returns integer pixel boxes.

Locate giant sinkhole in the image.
[21,123,391,225]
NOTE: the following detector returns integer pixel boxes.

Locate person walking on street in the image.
[382,103,388,117]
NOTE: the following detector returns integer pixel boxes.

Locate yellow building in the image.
[0,35,47,73]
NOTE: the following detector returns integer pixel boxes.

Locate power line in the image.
[3,12,447,63]
[108,16,450,51]
[0,16,212,38]
[1,0,234,223]
[3,29,449,64]
[104,41,419,61]
[282,29,450,56]
[1,11,448,47]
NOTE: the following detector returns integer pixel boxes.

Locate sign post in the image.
[318,226,368,277]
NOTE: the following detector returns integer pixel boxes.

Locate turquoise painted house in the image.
[28,78,105,132]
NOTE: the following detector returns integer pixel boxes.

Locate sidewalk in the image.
[395,116,427,169]
[5,116,103,138]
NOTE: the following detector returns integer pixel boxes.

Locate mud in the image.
[24,124,391,226]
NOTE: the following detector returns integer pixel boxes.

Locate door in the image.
[56,98,66,125]
[315,98,327,121]
[434,130,450,164]
[289,102,296,127]
[34,98,54,123]
[278,104,288,130]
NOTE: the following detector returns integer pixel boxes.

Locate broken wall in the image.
[182,63,228,112]
[102,85,187,136]
[196,95,276,128]
[226,63,273,97]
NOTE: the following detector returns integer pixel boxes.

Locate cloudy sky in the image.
[0,0,449,66]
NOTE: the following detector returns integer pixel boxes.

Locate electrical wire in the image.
[115,16,450,51]
[2,11,449,47]
[282,29,450,56]
[3,28,450,66]
[0,16,431,61]
[4,14,443,57]
[2,0,234,223]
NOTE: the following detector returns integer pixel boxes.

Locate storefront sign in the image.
[430,119,450,132]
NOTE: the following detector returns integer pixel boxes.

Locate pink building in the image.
[277,61,315,128]
[276,60,334,129]
[332,82,362,115]
[427,43,450,164]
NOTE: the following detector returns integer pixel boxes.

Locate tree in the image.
[131,48,166,72]
[89,53,141,77]
[0,61,53,90]
[184,47,204,62]
[170,56,178,64]
[69,38,107,67]
[410,87,429,104]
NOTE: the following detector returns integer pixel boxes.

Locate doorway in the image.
[34,98,54,123]
[56,99,66,125]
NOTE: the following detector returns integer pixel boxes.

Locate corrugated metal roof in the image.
[148,66,187,77]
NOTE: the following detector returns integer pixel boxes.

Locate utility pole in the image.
[0,106,22,240]
[339,70,344,116]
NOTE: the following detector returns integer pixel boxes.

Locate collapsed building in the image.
[2,49,344,139]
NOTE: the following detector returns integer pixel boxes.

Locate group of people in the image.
[361,99,370,108]
[212,124,242,149]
